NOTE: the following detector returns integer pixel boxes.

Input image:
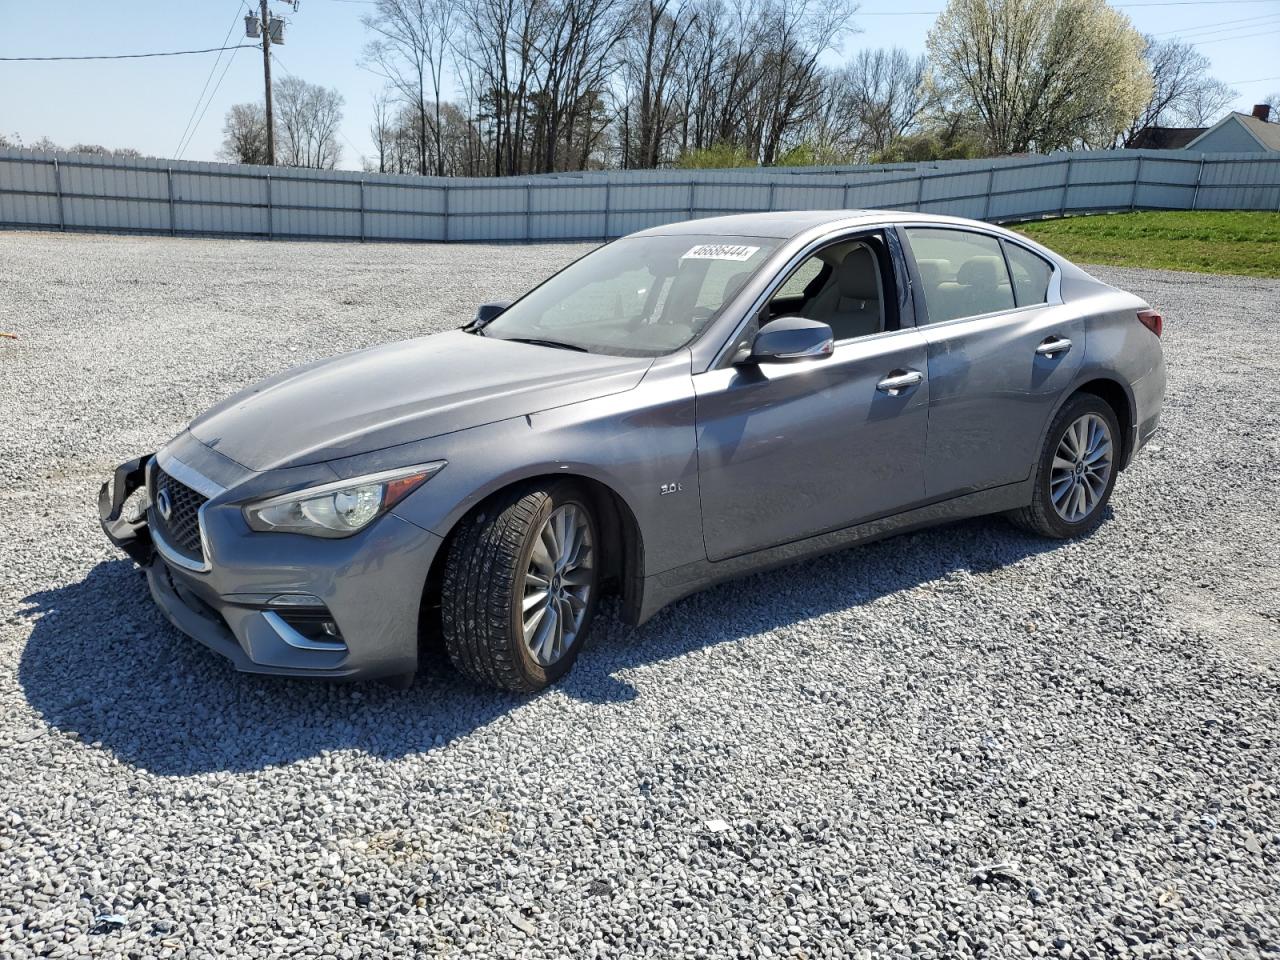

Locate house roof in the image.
[1185,112,1280,152]
[1129,125,1207,149]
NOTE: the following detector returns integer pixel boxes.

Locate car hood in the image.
[189,330,654,471]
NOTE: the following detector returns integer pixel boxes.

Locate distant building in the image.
[1127,105,1278,153]
[1184,106,1280,154]
[1128,125,1207,149]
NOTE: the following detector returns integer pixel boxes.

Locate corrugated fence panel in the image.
[772,182,847,211]
[1196,156,1280,210]
[532,181,604,214]
[694,180,772,215]
[0,157,59,227]
[844,173,920,211]
[1130,155,1197,210]
[610,182,694,219]
[1064,156,1139,213]
[985,159,1066,220]
[1,147,1276,241]
[917,168,989,220]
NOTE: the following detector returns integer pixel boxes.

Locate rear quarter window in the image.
[1002,241,1054,306]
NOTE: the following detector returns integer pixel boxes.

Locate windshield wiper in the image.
[500,337,590,353]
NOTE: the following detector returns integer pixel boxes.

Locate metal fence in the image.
[1,145,1277,243]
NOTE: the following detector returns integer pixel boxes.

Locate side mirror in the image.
[742,317,834,364]
[471,300,512,327]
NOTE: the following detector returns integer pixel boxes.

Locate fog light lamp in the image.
[267,593,325,607]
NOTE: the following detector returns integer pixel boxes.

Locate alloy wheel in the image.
[1050,413,1113,523]
[521,504,594,667]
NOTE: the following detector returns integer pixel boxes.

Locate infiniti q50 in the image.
[100,211,1165,691]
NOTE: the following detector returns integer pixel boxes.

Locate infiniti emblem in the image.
[156,487,173,522]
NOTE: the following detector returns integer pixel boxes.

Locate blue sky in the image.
[1,0,1277,170]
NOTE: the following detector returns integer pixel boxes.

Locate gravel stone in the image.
[1,232,1278,958]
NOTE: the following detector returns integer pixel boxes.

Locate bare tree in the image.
[220,103,271,164]
[831,48,929,158]
[928,0,1152,153]
[1181,83,1237,127]
[5,135,145,158]
[623,0,699,167]
[369,91,395,173]
[526,0,629,172]
[274,76,345,169]
[1122,36,1235,144]
[68,144,144,158]
[364,0,457,176]
[752,0,857,164]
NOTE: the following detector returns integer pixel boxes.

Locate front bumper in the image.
[99,454,442,680]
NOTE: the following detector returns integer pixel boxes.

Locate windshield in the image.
[480,234,781,356]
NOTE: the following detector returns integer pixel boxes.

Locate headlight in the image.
[243,462,446,538]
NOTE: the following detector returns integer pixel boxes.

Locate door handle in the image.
[1036,336,1072,357]
[876,369,923,395]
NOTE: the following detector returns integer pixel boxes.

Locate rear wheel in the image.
[1011,394,1120,539]
[440,482,599,692]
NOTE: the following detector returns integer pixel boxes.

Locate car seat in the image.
[805,244,883,340]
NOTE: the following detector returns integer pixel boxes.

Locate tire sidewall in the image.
[508,485,599,687]
[1037,396,1121,538]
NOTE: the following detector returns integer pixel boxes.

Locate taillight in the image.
[1137,309,1163,337]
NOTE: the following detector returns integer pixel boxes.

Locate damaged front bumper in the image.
[97,454,156,567]
[98,450,441,681]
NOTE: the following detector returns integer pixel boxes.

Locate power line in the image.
[1191,26,1280,45]
[857,0,1279,13]
[271,51,368,164]
[0,44,257,62]
[1157,16,1280,42]
[1151,12,1280,35]
[1225,75,1280,84]
[1116,0,1277,4]
[177,47,245,160]
[174,1,250,158]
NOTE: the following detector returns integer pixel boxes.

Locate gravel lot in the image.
[1,230,1277,960]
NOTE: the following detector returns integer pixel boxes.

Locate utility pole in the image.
[247,1,293,165]
[260,0,274,166]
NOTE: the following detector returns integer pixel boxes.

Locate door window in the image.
[1002,241,1054,306]
[905,228,1015,323]
[765,235,894,342]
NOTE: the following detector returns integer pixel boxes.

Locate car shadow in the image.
[16,514,1079,777]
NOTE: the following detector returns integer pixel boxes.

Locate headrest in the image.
[956,256,1004,288]
[915,258,949,287]
[836,245,880,301]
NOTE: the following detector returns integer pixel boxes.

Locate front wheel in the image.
[440,482,599,692]
[1010,394,1120,539]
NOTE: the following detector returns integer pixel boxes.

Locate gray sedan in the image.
[100,211,1165,691]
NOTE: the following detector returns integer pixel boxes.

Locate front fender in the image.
[330,354,706,579]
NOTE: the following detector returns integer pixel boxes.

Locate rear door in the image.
[900,226,1084,499]
[694,229,931,561]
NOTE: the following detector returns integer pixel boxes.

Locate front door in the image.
[694,330,931,560]
[693,232,930,562]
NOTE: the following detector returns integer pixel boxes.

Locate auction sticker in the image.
[681,243,760,262]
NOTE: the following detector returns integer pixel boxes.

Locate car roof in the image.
[631,209,980,240]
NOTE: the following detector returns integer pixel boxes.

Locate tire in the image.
[440,481,600,692]
[1010,393,1121,539]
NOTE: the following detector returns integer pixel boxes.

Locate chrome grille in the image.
[152,466,208,561]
